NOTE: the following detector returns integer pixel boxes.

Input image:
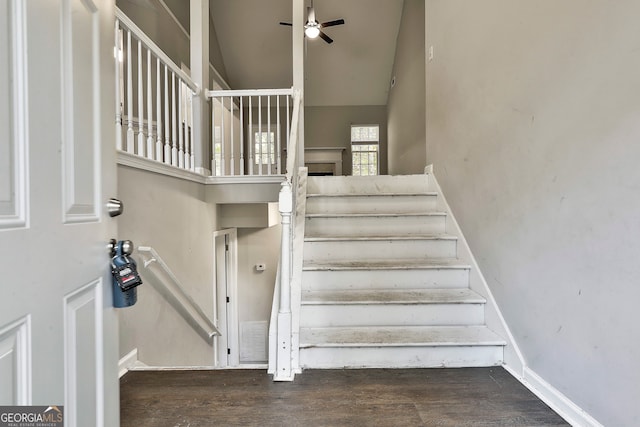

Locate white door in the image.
[0,0,118,426]
[214,229,238,367]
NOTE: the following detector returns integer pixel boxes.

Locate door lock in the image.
[107,198,124,217]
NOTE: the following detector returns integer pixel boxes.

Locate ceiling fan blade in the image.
[318,30,333,44]
[321,19,345,28]
[279,22,293,26]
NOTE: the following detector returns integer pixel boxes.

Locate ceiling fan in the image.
[279,0,345,44]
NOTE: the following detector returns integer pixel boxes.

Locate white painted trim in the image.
[156,0,189,39]
[118,151,287,186]
[213,228,239,368]
[207,88,295,98]
[0,315,32,405]
[426,165,526,375]
[118,348,139,378]
[205,175,285,185]
[518,367,604,427]
[209,63,230,90]
[117,150,206,183]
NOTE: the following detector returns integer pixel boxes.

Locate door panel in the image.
[0,317,30,405]
[62,0,100,221]
[0,0,118,425]
[0,0,27,228]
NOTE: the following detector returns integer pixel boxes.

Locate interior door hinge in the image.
[226,297,230,303]
[225,243,229,251]
[227,348,231,355]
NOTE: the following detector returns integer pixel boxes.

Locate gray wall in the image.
[118,166,217,366]
[387,0,426,175]
[116,0,229,83]
[425,1,640,425]
[305,106,388,176]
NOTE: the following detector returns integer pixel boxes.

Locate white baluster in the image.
[230,96,235,175]
[171,72,177,166]
[239,96,244,175]
[189,92,195,171]
[220,96,225,175]
[146,48,153,159]
[126,30,134,153]
[286,94,290,173]
[155,57,162,162]
[258,96,262,175]
[137,39,145,156]
[163,65,170,164]
[178,81,184,169]
[267,96,271,175]
[184,88,190,171]
[248,96,253,175]
[211,96,216,175]
[277,95,281,174]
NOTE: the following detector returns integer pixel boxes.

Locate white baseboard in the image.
[118,348,139,378]
[506,365,603,427]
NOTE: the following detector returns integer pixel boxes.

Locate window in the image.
[351,125,379,176]
[252,124,279,166]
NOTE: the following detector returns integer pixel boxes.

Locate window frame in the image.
[350,124,380,176]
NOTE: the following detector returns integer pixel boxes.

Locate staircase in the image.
[298,174,506,369]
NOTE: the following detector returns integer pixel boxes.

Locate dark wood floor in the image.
[120,367,569,426]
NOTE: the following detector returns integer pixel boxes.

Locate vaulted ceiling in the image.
[209,0,404,107]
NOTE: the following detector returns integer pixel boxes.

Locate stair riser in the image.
[302,269,470,290]
[307,175,430,195]
[305,215,446,237]
[300,304,485,327]
[299,346,504,369]
[304,239,458,262]
[307,195,437,214]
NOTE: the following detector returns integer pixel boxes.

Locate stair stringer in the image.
[425,164,525,375]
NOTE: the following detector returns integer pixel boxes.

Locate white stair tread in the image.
[306,212,446,218]
[301,289,485,305]
[300,326,506,348]
[304,234,457,242]
[303,258,471,271]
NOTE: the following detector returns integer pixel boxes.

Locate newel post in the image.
[275,180,294,381]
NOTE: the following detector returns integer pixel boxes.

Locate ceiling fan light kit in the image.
[280,0,345,45]
[305,23,321,39]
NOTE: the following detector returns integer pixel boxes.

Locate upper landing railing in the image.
[115,9,300,180]
[207,89,295,177]
[115,10,198,171]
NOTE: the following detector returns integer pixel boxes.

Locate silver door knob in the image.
[108,239,134,257]
[107,198,124,217]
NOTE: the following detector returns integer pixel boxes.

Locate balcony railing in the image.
[115,9,198,172]
[207,89,295,177]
